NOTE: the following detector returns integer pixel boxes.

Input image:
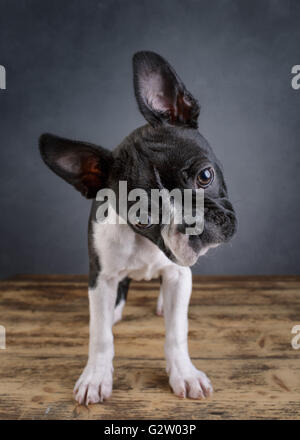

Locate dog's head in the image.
[40,51,237,266]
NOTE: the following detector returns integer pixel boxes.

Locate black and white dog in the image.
[39,51,237,405]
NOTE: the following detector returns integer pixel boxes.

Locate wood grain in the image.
[0,275,300,419]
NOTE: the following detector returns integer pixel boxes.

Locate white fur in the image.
[162,265,213,399]
[74,206,213,404]
[156,285,164,316]
[162,222,199,266]
[161,201,215,265]
[74,277,117,404]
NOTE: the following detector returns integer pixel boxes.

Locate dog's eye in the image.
[197,167,214,188]
[134,215,152,229]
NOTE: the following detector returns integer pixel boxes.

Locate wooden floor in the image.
[0,275,300,420]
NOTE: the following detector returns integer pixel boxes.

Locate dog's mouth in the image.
[160,200,237,267]
[162,232,219,267]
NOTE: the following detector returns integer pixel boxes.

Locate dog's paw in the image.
[168,362,213,399]
[73,362,113,405]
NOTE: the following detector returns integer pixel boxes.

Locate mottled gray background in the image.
[0,0,300,277]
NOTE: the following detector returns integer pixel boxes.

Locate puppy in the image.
[39,51,237,404]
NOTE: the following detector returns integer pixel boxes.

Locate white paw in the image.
[167,360,213,399]
[73,361,113,405]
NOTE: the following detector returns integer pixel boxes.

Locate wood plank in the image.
[6,274,300,282]
[0,276,300,419]
[1,356,299,420]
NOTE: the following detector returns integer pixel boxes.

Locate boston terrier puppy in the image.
[39,51,237,405]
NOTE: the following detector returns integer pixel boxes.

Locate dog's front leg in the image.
[162,266,213,399]
[74,275,118,405]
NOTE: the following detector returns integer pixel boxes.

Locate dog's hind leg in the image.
[114,277,131,324]
[156,276,164,316]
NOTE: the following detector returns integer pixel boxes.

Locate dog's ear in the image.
[133,51,200,129]
[39,134,113,199]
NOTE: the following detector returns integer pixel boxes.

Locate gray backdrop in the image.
[0,0,300,277]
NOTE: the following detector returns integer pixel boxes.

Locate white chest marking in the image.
[92,209,175,281]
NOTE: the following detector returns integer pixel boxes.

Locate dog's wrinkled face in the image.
[39,51,237,266]
[110,124,236,266]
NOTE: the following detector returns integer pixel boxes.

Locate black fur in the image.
[39,51,237,307]
[88,203,101,289]
[133,51,200,128]
[107,124,237,258]
[116,277,131,306]
[39,133,113,199]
